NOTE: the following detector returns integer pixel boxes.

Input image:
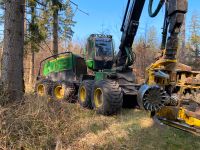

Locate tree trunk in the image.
[28,50,35,85]
[28,5,36,85]
[53,8,59,55]
[1,0,25,101]
[179,16,186,63]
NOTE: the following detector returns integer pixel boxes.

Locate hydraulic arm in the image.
[116,0,187,68]
[116,0,145,69]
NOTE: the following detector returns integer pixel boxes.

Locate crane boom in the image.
[116,0,187,70]
[120,0,145,48]
[116,0,145,69]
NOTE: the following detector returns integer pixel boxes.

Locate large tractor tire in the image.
[78,80,94,109]
[35,79,53,97]
[51,82,75,102]
[91,80,123,115]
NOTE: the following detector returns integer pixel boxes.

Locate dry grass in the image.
[0,95,200,150]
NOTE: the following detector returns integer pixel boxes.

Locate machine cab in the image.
[85,34,114,71]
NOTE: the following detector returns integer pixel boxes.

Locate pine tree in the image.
[44,0,75,54]
[185,13,200,70]
[25,0,48,84]
[61,0,75,50]
[1,0,25,101]
[51,0,61,55]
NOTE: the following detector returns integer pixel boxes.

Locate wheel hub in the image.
[37,84,45,96]
[55,86,65,100]
[94,88,103,108]
[80,86,86,102]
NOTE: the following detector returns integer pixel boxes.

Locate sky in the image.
[71,0,200,47]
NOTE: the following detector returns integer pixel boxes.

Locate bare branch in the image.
[69,0,89,16]
[34,0,47,7]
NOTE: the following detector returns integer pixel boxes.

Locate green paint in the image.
[95,72,107,81]
[94,70,116,81]
[83,48,86,58]
[43,54,73,76]
[86,59,94,70]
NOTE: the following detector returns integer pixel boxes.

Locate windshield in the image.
[95,38,113,57]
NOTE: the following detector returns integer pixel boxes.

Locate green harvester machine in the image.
[35,34,139,115]
[34,34,172,117]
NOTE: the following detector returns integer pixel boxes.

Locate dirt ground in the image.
[0,95,200,150]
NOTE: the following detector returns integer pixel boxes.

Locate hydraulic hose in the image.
[148,0,165,17]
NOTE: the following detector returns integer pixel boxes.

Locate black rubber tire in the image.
[78,80,94,109]
[51,81,75,102]
[91,80,123,115]
[35,79,54,97]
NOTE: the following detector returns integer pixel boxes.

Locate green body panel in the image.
[86,59,95,70]
[94,70,115,81]
[95,72,107,81]
[43,54,73,76]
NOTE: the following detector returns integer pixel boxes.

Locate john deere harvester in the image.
[35,52,87,101]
